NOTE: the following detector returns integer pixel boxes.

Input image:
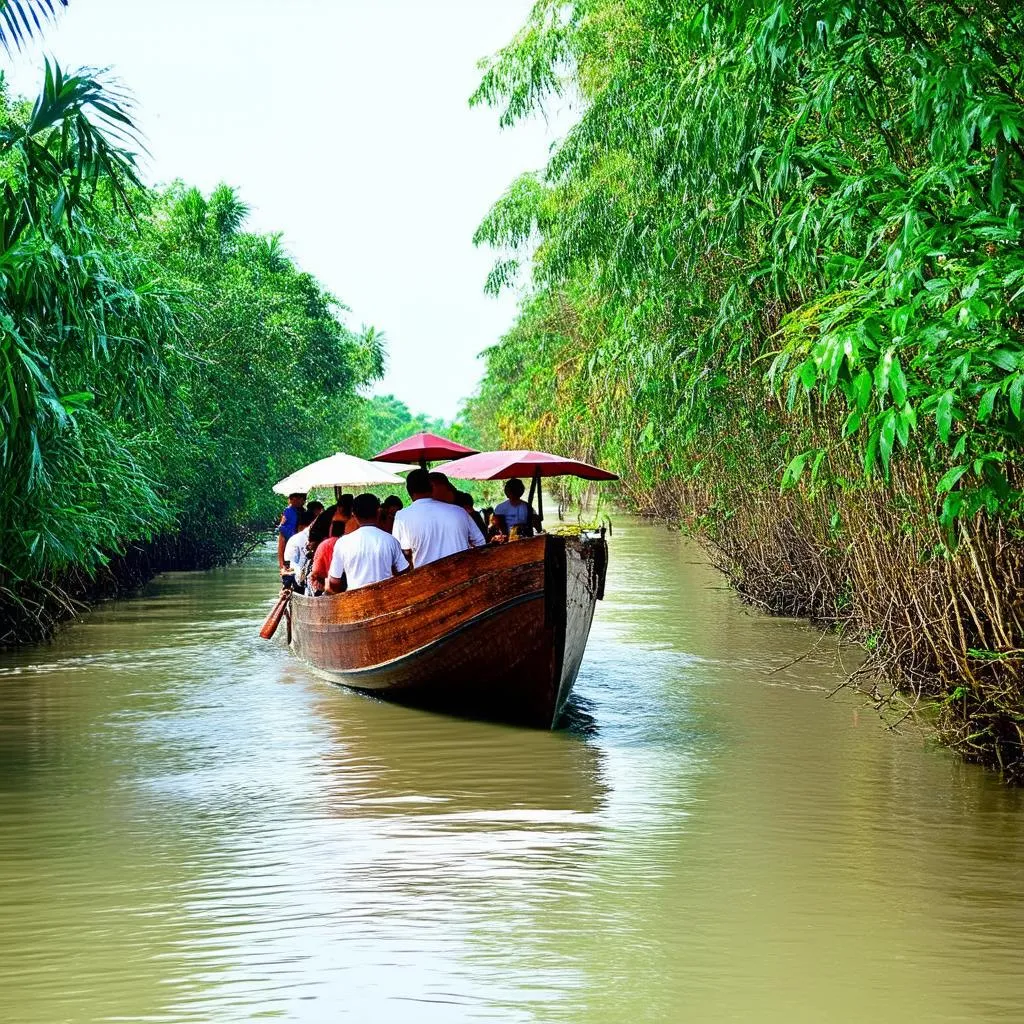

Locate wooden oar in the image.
[259,590,291,640]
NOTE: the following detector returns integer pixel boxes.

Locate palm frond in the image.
[0,0,68,53]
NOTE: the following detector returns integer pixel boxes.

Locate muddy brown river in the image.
[1,518,1022,1022]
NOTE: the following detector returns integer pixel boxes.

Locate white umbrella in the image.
[273,452,409,495]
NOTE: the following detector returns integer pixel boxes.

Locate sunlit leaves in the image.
[469,0,1024,537]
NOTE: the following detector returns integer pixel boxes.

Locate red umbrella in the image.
[434,450,618,481]
[372,432,478,471]
[433,450,618,525]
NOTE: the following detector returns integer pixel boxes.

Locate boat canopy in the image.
[433,450,618,482]
[372,432,478,470]
[273,452,408,495]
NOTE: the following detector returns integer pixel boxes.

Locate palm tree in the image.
[0,1,175,581]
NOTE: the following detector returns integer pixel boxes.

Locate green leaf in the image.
[936,390,955,443]
[853,369,872,411]
[59,391,94,411]
[896,404,912,447]
[1009,375,1023,419]
[874,349,893,399]
[978,385,998,423]
[936,466,968,493]
[879,410,896,474]
[889,357,907,407]
[781,452,808,491]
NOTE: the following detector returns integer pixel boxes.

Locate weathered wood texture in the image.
[287,533,608,727]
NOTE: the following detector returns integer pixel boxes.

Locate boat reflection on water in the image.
[305,683,608,820]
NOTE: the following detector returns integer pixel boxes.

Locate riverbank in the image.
[613,466,1023,782]
[0,528,266,648]
[463,0,1024,783]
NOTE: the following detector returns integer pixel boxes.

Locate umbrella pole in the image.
[334,485,343,503]
[531,467,543,529]
[420,457,428,471]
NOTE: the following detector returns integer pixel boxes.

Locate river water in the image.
[1,518,1022,1023]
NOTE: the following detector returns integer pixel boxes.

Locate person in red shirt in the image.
[309,514,347,595]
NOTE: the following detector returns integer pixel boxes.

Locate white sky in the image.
[5,0,561,420]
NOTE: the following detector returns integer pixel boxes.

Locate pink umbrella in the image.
[433,450,618,525]
[372,432,478,471]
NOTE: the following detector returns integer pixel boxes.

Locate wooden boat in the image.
[283,531,608,728]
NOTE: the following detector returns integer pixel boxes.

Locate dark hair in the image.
[330,519,346,537]
[504,478,526,499]
[297,508,315,528]
[338,493,354,517]
[454,490,473,509]
[428,471,451,488]
[288,492,307,501]
[308,500,325,517]
[406,468,432,498]
[353,492,381,521]
[382,495,404,512]
[308,504,336,547]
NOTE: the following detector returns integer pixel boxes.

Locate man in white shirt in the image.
[393,469,485,568]
[327,493,409,593]
[282,507,315,590]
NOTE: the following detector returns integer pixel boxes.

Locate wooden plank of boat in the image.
[286,532,608,728]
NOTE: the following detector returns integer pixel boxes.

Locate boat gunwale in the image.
[289,533,550,619]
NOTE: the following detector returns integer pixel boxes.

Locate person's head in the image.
[377,495,403,532]
[308,500,324,519]
[330,518,347,537]
[297,508,315,529]
[308,504,335,546]
[429,471,457,503]
[353,492,381,525]
[489,512,502,527]
[338,493,354,518]
[454,490,474,510]
[287,492,306,508]
[504,478,526,502]
[406,468,432,500]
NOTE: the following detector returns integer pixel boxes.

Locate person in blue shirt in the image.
[277,492,307,570]
[494,479,540,537]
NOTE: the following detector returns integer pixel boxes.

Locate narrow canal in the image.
[1,518,1022,1022]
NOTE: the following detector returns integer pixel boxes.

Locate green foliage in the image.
[356,393,450,458]
[468,0,1024,776]
[0,67,384,599]
[469,0,1024,535]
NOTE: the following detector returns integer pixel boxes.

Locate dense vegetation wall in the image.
[465,1,1024,778]
[0,73,385,644]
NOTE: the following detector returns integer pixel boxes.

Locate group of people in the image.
[276,469,542,596]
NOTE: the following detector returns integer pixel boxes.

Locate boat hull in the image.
[287,532,607,727]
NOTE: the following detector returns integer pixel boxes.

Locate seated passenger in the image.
[378,495,404,534]
[454,490,486,535]
[428,471,458,503]
[494,479,540,537]
[393,468,485,569]
[309,512,348,594]
[327,493,409,593]
[282,508,315,590]
[487,512,507,544]
[276,491,307,571]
